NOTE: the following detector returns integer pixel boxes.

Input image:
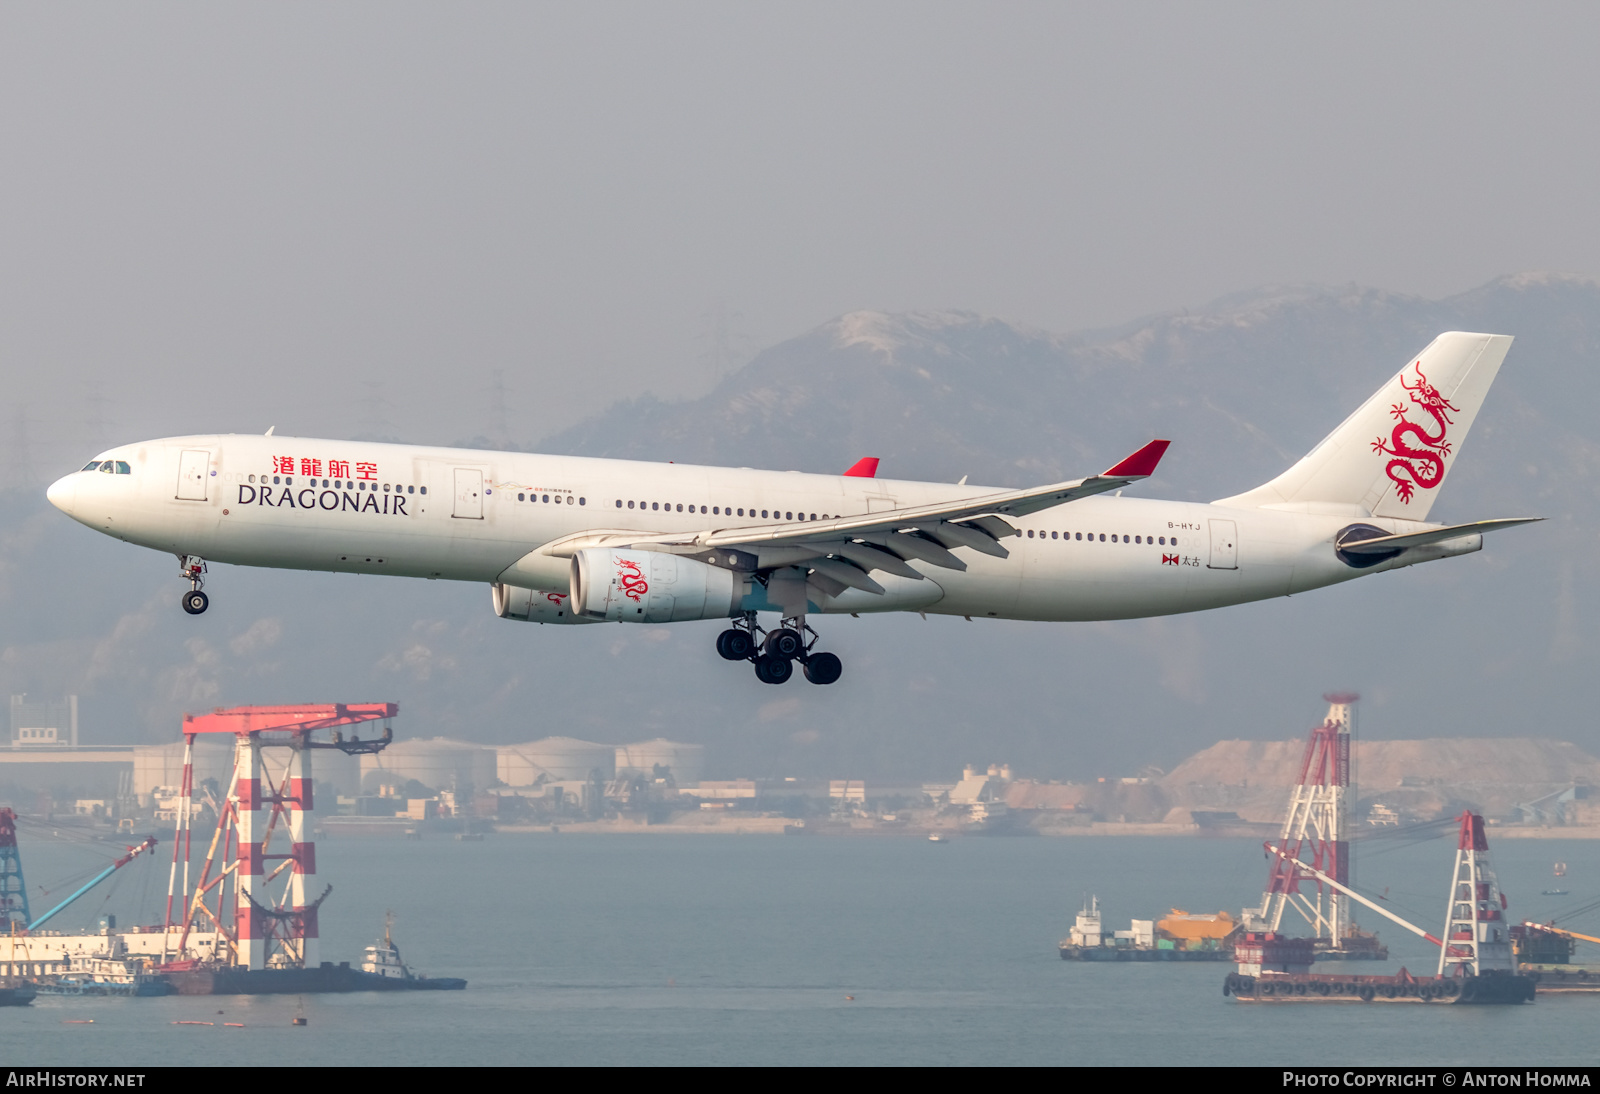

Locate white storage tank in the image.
[309,749,360,797]
[498,738,614,787]
[615,739,705,785]
[359,737,495,795]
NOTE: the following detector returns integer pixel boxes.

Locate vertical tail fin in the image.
[1215,332,1512,519]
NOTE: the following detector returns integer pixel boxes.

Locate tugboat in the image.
[360,914,466,991]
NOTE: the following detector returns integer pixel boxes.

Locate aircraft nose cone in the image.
[46,474,76,515]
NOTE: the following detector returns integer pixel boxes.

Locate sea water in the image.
[1,831,1595,1067]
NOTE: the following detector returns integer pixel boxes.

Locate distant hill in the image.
[1161,737,1600,823]
[541,274,1600,518]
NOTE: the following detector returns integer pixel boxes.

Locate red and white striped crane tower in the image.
[1439,811,1516,977]
[163,703,395,970]
[1249,693,1357,943]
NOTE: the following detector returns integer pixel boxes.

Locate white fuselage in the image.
[46,434,1475,623]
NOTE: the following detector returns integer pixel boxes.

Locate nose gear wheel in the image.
[176,554,209,615]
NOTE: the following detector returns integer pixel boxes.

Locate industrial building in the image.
[10,695,79,748]
[0,694,128,804]
[1,696,718,828]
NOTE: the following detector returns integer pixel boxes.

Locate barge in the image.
[1222,812,1536,1006]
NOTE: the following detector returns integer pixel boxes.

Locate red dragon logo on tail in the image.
[1371,362,1458,504]
[616,559,649,602]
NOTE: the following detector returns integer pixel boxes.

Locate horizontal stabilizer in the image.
[1337,518,1541,555]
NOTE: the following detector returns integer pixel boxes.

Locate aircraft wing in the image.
[698,439,1170,552]
[546,440,1169,597]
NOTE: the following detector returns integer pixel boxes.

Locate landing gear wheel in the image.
[716,629,754,661]
[802,652,842,685]
[764,628,804,660]
[753,655,793,685]
[182,590,210,615]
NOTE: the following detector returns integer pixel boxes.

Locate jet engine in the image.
[492,583,600,624]
[571,547,744,623]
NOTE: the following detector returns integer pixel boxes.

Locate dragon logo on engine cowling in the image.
[616,559,649,602]
[1371,362,1459,504]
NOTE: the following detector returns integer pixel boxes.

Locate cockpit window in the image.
[100,462,115,473]
[115,461,131,474]
[82,461,101,472]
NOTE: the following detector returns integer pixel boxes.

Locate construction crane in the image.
[1247,693,1386,957]
[1263,810,1518,978]
[27,838,158,931]
[1266,839,1449,950]
[164,702,396,972]
[1519,922,1600,948]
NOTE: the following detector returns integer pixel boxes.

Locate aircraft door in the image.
[453,468,484,519]
[1207,519,1238,570]
[176,450,210,501]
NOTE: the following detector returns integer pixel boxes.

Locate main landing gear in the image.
[178,554,209,615]
[716,613,842,686]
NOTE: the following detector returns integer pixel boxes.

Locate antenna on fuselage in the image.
[265,426,275,436]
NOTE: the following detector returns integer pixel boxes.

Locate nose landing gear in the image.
[714,613,842,686]
[178,555,209,615]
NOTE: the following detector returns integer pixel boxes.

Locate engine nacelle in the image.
[571,548,743,623]
[492,583,600,624]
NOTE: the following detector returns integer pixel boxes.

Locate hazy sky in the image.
[5,3,1600,473]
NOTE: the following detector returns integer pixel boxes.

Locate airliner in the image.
[46,332,1535,685]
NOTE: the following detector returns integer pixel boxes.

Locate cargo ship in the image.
[1059,897,1236,961]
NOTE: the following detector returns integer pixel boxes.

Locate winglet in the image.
[1102,440,1169,479]
[843,457,880,478]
